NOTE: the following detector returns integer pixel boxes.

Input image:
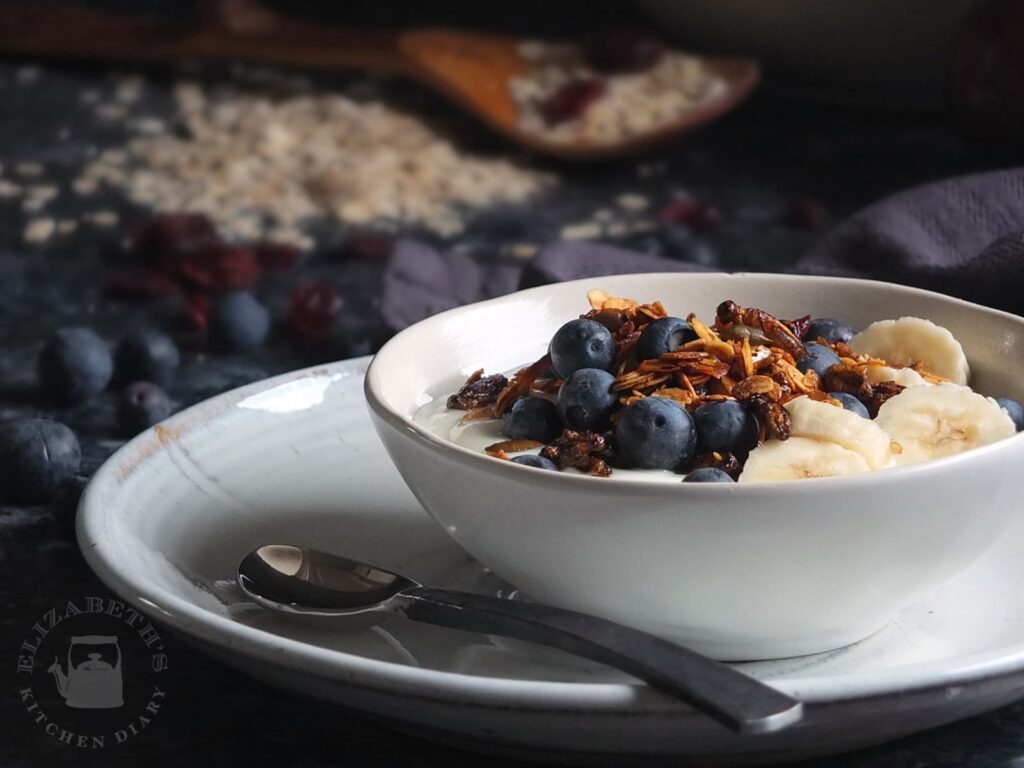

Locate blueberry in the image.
[804,318,855,344]
[683,467,734,483]
[118,382,173,436]
[635,316,698,361]
[557,368,618,431]
[502,397,561,443]
[693,400,758,454]
[615,397,696,470]
[797,343,842,380]
[996,398,1024,432]
[549,319,615,379]
[38,327,113,405]
[509,454,559,471]
[115,328,180,388]
[0,418,81,503]
[209,291,270,352]
[830,392,870,419]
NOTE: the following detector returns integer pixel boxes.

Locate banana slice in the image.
[862,365,929,388]
[849,317,969,385]
[785,396,896,469]
[875,383,1015,465]
[740,437,871,482]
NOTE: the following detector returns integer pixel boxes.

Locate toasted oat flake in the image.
[485,439,544,456]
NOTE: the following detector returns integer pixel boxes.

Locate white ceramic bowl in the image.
[365,273,1024,661]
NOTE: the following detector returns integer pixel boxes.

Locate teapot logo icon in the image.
[46,635,124,709]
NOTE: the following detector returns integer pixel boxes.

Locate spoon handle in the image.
[398,587,802,735]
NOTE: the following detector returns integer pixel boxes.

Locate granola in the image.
[429,291,1022,482]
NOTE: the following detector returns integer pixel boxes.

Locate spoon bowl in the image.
[238,544,416,615]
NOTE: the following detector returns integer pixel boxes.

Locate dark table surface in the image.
[1,49,1023,768]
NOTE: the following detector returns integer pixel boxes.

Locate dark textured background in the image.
[1,4,1024,764]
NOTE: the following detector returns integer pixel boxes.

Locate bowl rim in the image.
[365,271,1024,492]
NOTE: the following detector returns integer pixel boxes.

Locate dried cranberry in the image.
[288,283,344,339]
[583,29,665,73]
[257,242,301,270]
[334,233,395,262]
[540,79,607,125]
[103,270,181,299]
[786,197,828,230]
[184,294,211,331]
[175,246,260,292]
[660,198,722,232]
[789,314,812,340]
[133,213,222,269]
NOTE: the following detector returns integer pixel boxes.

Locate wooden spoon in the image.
[0,1,760,161]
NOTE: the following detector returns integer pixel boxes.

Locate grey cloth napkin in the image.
[380,169,1024,331]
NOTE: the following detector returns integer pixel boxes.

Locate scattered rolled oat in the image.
[506,243,538,259]
[616,193,649,211]
[510,41,726,145]
[83,81,555,240]
[71,177,99,196]
[23,218,55,244]
[560,222,603,241]
[86,210,119,227]
[27,185,58,202]
[21,198,47,213]
[15,162,42,178]
[94,103,129,122]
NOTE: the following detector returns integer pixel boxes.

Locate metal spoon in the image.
[238,544,803,735]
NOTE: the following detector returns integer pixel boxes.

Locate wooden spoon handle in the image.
[0,2,407,74]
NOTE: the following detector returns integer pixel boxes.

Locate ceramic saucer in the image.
[79,357,1024,763]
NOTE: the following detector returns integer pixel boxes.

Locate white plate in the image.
[79,357,1024,764]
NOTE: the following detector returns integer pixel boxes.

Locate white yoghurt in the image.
[412,391,688,483]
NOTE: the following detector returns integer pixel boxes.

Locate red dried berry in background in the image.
[175,246,260,292]
[185,294,211,331]
[786,197,828,230]
[134,213,223,270]
[336,233,395,262]
[583,29,665,73]
[208,246,261,291]
[103,271,181,299]
[660,198,723,232]
[257,242,301,270]
[540,79,608,125]
[288,283,344,339]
